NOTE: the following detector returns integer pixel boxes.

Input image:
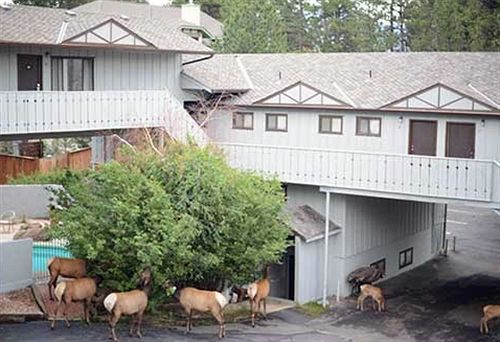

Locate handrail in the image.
[218,142,499,204]
[217,142,499,165]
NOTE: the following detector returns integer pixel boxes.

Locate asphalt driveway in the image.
[1,205,499,342]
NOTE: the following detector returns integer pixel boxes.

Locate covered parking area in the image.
[328,204,500,341]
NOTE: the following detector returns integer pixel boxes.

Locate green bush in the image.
[45,144,290,303]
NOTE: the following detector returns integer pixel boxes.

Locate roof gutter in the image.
[182,53,214,66]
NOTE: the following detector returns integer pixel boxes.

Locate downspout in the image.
[182,53,214,66]
[322,191,331,307]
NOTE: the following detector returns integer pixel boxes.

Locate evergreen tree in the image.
[216,0,288,53]
[307,0,390,52]
[406,0,499,51]
[276,0,313,52]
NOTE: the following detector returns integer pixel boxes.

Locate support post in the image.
[322,191,330,307]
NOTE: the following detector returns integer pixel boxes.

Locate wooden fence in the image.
[0,147,91,184]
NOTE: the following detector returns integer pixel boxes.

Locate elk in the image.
[104,267,152,342]
[50,275,102,329]
[248,266,270,327]
[480,304,500,334]
[47,257,86,301]
[356,284,385,312]
[164,282,229,339]
[229,285,249,303]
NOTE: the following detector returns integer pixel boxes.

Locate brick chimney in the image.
[181,0,201,26]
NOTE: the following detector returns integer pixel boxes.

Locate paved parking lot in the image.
[1,205,499,341]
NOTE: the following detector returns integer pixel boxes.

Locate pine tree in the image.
[216,0,288,53]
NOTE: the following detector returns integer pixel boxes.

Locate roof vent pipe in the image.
[65,10,77,16]
[369,70,373,78]
[181,1,201,26]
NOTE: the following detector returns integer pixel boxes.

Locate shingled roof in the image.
[290,205,341,242]
[183,52,500,111]
[0,4,212,53]
[74,0,223,37]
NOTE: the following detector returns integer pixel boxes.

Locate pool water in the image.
[32,244,72,273]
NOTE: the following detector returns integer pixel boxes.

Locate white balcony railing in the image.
[0,90,209,146]
[219,143,500,205]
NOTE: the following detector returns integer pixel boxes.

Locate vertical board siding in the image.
[344,196,434,257]
[207,109,499,161]
[0,45,181,94]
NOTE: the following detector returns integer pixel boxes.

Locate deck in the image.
[218,143,500,207]
[0,90,208,145]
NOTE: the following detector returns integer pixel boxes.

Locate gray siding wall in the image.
[286,184,445,302]
[207,108,500,161]
[0,239,33,293]
[0,185,59,218]
[0,45,183,98]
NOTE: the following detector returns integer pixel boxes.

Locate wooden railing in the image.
[0,90,208,146]
[218,143,500,204]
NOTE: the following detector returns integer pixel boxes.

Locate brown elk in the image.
[50,275,102,329]
[356,284,385,312]
[104,267,152,342]
[248,266,270,327]
[164,282,229,339]
[47,257,86,301]
[480,304,500,334]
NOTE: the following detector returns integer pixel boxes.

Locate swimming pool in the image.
[32,243,72,273]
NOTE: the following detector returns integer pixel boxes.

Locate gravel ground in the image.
[0,288,42,315]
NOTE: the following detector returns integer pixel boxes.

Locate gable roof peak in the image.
[255,81,352,108]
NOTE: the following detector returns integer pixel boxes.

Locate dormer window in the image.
[266,113,287,132]
[232,112,253,130]
[356,116,381,137]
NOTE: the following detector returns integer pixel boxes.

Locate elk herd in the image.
[47,257,270,341]
[47,257,499,340]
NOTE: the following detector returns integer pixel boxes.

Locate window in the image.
[370,258,386,275]
[399,247,413,269]
[319,115,343,134]
[232,112,254,130]
[51,57,94,91]
[356,116,381,136]
[266,113,288,132]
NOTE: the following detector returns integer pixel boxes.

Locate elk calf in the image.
[356,284,385,312]
[47,257,86,301]
[480,304,500,334]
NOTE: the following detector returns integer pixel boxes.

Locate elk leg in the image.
[48,274,57,301]
[84,299,91,325]
[129,313,137,337]
[250,298,256,327]
[263,299,267,320]
[50,300,62,329]
[211,308,224,339]
[136,311,144,338]
[185,309,192,334]
[109,311,121,342]
[62,300,70,328]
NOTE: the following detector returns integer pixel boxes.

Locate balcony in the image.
[0,90,208,145]
[218,143,500,207]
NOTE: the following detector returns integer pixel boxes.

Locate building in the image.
[0,1,214,150]
[182,53,500,302]
[1,2,499,304]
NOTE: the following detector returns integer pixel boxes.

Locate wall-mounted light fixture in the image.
[398,116,403,124]
[480,119,486,127]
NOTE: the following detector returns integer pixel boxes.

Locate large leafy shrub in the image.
[44,144,289,301]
